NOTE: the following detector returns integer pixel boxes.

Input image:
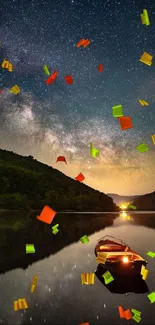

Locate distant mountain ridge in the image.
[132,191,155,211]
[107,193,141,206]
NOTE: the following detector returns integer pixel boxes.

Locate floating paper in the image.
[140,52,152,66]
[14,298,28,311]
[26,244,35,253]
[10,85,20,95]
[98,64,103,72]
[118,116,133,130]
[64,75,73,84]
[81,273,95,285]
[79,323,90,325]
[76,39,90,48]
[0,90,3,94]
[140,265,149,280]
[56,156,67,164]
[151,134,155,145]
[31,276,38,293]
[146,251,155,258]
[90,142,99,158]
[75,173,85,182]
[112,105,123,117]
[128,204,136,210]
[96,252,107,264]
[52,223,59,234]
[102,270,114,285]
[138,99,149,106]
[80,235,89,244]
[118,306,132,320]
[140,9,150,26]
[136,143,149,153]
[46,71,58,84]
[147,292,155,303]
[132,314,142,323]
[43,65,50,75]
[1,58,12,72]
[37,205,56,224]
[131,309,141,317]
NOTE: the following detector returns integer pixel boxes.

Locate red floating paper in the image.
[0,90,3,94]
[76,39,90,48]
[37,205,56,224]
[98,64,103,72]
[64,75,73,84]
[46,71,58,85]
[118,306,132,320]
[56,156,67,164]
[118,116,133,130]
[75,173,85,182]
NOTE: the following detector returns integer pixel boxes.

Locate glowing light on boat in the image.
[122,256,129,263]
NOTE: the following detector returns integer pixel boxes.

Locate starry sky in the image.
[0,0,155,196]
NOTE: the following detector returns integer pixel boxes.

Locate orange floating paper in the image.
[79,323,90,325]
[64,75,73,84]
[98,64,103,72]
[118,116,133,130]
[37,205,56,224]
[31,276,38,293]
[75,173,85,182]
[138,99,149,106]
[56,156,67,164]
[151,134,155,145]
[1,58,13,72]
[118,306,132,320]
[46,71,58,84]
[96,252,107,264]
[76,39,90,48]
[14,298,28,311]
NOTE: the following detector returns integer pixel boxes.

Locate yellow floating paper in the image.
[138,99,149,106]
[14,298,28,311]
[10,85,20,95]
[1,58,12,72]
[141,9,150,26]
[141,265,149,280]
[96,252,107,264]
[31,275,38,293]
[81,273,95,285]
[151,134,155,145]
[140,52,153,66]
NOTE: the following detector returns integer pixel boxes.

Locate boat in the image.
[95,235,147,275]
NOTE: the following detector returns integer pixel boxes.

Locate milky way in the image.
[0,0,155,195]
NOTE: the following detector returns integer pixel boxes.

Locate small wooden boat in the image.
[95,235,147,274]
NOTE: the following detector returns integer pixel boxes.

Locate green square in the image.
[147,251,155,258]
[80,235,89,244]
[112,105,123,117]
[136,143,149,153]
[102,271,114,285]
[147,292,155,303]
[26,244,35,253]
[132,314,142,323]
[128,204,136,210]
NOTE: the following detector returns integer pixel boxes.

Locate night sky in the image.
[0,0,155,195]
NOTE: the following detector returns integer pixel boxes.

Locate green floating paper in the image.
[147,292,155,303]
[131,309,141,317]
[112,104,123,118]
[132,314,142,323]
[52,223,59,234]
[52,228,59,234]
[102,271,114,285]
[26,244,35,253]
[146,251,155,258]
[43,65,50,75]
[128,204,136,210]
[80,235,89,244]
[136,143,149,153]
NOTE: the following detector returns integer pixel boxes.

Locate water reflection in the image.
[0,212,155,324]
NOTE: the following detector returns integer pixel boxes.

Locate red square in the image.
[118,116,133,130]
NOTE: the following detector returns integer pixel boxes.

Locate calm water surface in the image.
[0,212,155,325]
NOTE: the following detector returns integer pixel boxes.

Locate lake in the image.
[0,211,155,325]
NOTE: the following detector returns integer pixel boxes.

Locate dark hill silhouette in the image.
[0,148,118,212]
[132,191,155,211]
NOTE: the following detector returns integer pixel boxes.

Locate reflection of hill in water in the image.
[132,214,155,230]
[0,211,117,275]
